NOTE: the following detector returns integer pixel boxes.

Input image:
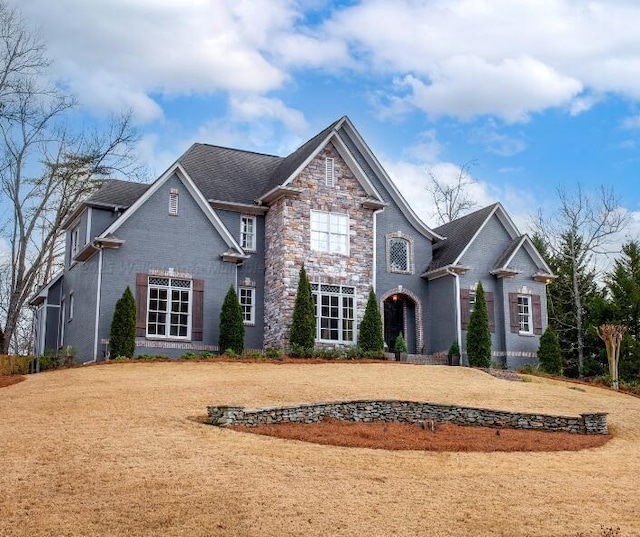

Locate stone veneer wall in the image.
[263,142,375,348]
[208,400,608,435]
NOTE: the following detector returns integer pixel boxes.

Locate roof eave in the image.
[533,272,557,284]
[256,186,302,205]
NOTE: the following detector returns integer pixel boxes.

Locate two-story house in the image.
[31,116,554,368]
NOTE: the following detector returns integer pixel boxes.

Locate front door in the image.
[384,296,405,351]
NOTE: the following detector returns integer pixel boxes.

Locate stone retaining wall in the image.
[207,400,608,435]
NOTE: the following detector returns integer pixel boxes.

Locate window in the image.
[69,293,74,322]
[147,277,192,338]
[240,216,256,251]
[389,238,409,272]
[469,289,476,314]
[239,287,255,325]
[518,295,532,334]
[386,233,414,273]
[169,189,179,216]
[310,211,349,255]
[311,283,355,343]
[70,226,81,260]
[325,158,335,186]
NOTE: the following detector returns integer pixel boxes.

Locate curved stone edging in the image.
[207,400,608,435]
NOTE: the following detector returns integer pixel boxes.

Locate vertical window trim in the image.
[169,189,179,216]
[68,292,74,322]
[239,286,256,325]
[325,158,335,187]
[60,298,66,345]
[70,226,81,260]
[240,215,257,252]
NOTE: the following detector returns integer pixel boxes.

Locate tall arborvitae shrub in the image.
[289,265,316,350]
[218,285,244,354]
[466,282,492,367]
[109,286,136,358]
[538,326,562,375]
[359,288,384,353]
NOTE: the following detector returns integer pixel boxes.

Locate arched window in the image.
[386,233,414,274]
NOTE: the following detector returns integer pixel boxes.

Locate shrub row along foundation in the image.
[207,400,608,435]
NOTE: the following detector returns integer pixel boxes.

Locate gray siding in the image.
[214,209,266,349]
[62,254,100,360]
[98,173,237,358]
[502,248,547,368]
[457,214,513,358]
[90,207,120,238]
[426,276,457,354]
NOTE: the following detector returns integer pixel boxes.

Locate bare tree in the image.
[426,160,479,224]
[0,2,142,354]
[533,185,629,374]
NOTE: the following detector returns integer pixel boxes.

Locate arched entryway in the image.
[380,288,423,354]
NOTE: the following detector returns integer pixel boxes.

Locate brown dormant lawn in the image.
[1,362,638,537]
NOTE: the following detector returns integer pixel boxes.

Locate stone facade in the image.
[264,143,375,348]
[208,400,608,435]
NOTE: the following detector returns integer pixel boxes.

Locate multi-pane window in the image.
[389,238,409,272]
[147,277,192,338]
[239,287,255,324]
[310,210,349,255]
[325,158,335,186]
[311,284,355,343]
[517,295,532,334]
[241,216,256,251]
[169,189,179,216]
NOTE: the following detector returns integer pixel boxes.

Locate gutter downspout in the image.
[91,244,104,363]
[372,208,384,291]
[447,268,463,363]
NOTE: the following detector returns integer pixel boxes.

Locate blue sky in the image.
[9,0,640,240]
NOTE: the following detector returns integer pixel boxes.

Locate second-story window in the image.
[386,233,414,274]
[310,210,349,255]
[240,216,256,251]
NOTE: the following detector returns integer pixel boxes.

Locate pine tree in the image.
[289,265,316,351]
[109,286,136,358]
[466,282,491,367]
[358,288,384,353]
[606,241,640,381]
[218,285,244,354]
[538,326,562,375]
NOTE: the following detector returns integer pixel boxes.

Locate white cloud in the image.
[621,115,640,130]
[403,129,443,162]
[10,0,292,118]
[469,121,527,156]
[229,95,308,135]
[395,57,582,123]
[324,0,640,121]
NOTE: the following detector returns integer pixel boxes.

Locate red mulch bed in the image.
[231,419,610,452]
[0,375,25,388]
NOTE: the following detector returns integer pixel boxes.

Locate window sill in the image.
[144,336,192,342]
[243,322,256,327]
[388,268,413,275]
[518,332,535,337]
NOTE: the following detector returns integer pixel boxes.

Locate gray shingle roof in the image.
[426,204,499,272]
[86,179,151,207]
[179,144,283,204]
[493,235,525,271]
[259,118,342,197]
[83,118,347,210]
